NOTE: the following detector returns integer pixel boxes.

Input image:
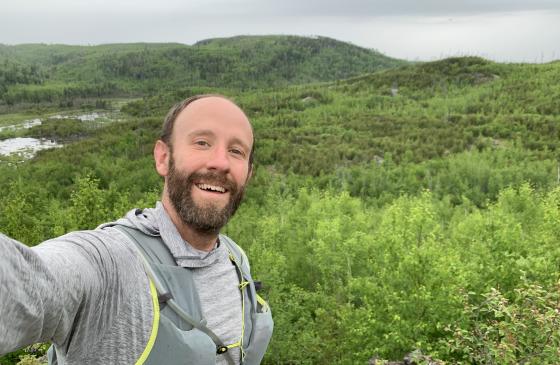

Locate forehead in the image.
[172,97,253,147]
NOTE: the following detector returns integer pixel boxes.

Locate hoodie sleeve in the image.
[0,229,142,355]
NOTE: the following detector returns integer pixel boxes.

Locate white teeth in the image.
[197,183,225,193]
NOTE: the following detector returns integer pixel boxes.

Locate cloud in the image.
[224,0,560,17]
[6,0,560,19]
[4,0,560,27]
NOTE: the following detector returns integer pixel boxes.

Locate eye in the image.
[194,140,210,147]
[230,148,246,158]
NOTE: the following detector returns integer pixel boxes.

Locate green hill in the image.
[0,35,405,106]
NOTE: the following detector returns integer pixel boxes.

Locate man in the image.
[0,95,273,365]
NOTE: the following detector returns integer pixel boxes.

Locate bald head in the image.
[160,94,255,166]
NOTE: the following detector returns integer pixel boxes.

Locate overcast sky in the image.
[1,0,559,62]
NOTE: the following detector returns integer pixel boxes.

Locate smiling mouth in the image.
[196,183,227,193]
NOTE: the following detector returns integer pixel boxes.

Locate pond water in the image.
[0,137,62,159]
[0,118,42,132]
[0,111,113,160]
[49,112,105,122]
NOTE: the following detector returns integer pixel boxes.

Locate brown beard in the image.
[166,153,246,234]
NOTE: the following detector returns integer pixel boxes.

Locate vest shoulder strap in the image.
[219,234,252,280]
[114,225,176,266]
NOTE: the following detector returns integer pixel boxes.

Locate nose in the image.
[206,145,230,172]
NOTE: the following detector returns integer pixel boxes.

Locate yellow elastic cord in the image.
[239,282,247,360]
[135,280,160,365]
[226,341,241,349]
[229,251,248,361]
[256,294,270,313]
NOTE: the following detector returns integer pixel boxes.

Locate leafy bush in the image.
[443,278,560,364]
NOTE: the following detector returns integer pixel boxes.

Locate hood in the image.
[101,205,162,237]
[99,201,227,268]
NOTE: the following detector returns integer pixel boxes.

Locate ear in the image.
[246,163,254,184]
[154,140,170,177]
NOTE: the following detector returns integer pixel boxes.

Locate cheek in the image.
[174,152,204,171]
[233,164,251,184]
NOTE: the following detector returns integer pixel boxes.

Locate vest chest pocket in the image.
[242,296,273,365]
[139,264,220,365]
[143,315,217,365]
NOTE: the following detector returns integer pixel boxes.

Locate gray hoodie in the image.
[0,202,242,364]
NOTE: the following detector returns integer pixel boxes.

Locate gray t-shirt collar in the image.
[152,202,228,268]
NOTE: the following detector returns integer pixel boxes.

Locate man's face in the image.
[159,97,253,234]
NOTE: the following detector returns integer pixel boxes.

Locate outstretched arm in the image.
[0,227,154,364]
[0,233,89,354]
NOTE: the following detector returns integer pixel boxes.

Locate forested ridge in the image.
[0,35,404,107]
[1,36,560,364]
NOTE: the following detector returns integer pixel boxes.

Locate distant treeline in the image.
[0,35,405,106]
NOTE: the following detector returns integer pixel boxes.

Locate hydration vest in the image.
[48,225,273,365]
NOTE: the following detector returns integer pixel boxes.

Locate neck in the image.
[161,196,219,252]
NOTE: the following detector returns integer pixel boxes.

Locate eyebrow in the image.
[188,130,215,139]
[188,129,251,153]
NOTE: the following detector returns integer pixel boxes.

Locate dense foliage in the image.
[1,37,560,364]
